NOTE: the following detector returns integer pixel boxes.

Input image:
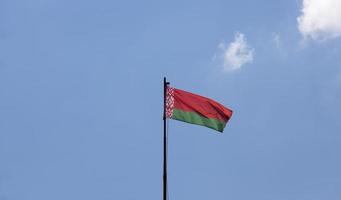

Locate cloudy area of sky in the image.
[1,0,341,200]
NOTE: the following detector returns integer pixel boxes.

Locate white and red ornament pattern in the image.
[165,87,174,118]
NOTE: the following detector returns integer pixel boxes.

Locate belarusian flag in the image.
[166,87,233,132]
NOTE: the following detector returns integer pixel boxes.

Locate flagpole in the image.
[163,77,169,200]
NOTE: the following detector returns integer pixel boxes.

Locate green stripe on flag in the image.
[172,109,226,132]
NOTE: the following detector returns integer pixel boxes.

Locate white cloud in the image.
[297,0,341,40]
[273,33,281,50]
[272,33,287,57]
[216,32,254,71]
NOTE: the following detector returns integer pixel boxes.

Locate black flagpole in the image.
[163,77,169,200]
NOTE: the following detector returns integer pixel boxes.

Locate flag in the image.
[166,87,233,132]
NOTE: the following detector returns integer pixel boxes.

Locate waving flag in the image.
[166,87,233,132]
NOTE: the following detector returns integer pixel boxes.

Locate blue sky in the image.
[1,0,341,199]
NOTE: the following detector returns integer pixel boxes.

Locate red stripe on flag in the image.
[173,88,233,123]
